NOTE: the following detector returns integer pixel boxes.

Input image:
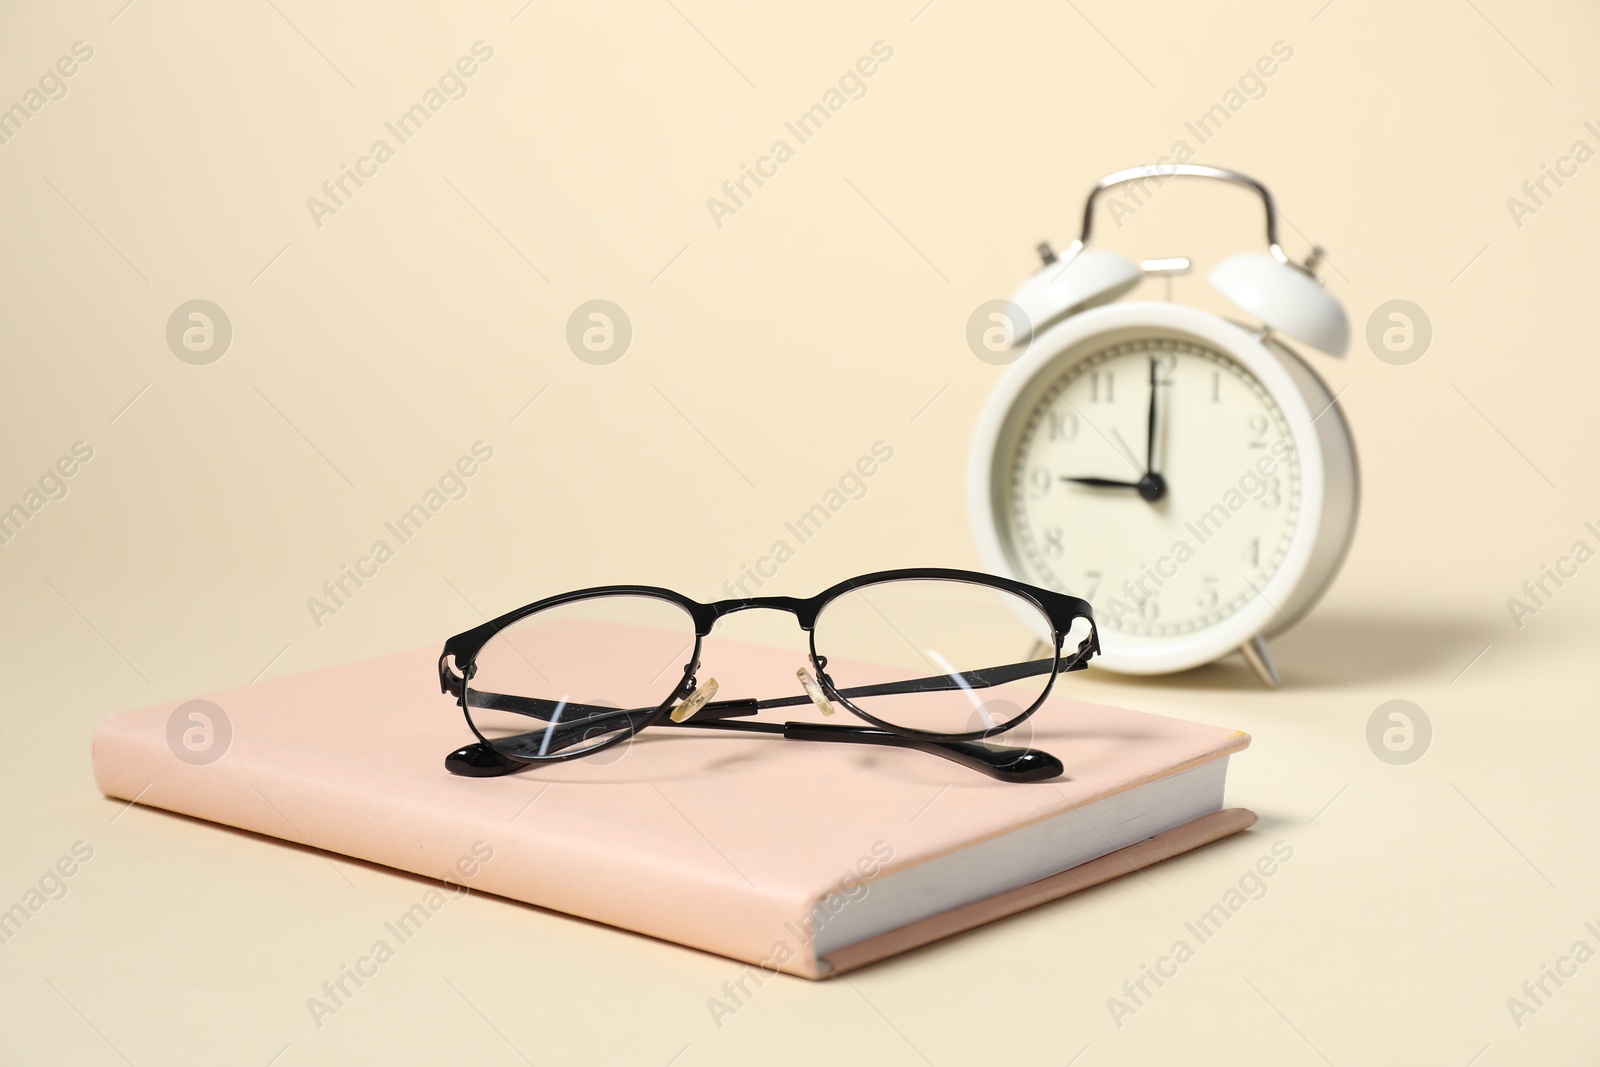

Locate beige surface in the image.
[1,0,1597,1062]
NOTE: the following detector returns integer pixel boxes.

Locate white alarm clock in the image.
[968,165,1358,687]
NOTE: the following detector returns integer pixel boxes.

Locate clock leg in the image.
[1239,634,1281,689]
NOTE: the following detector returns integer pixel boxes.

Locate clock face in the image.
[1002,333,1302,640]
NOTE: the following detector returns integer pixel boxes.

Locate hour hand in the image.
[1061,476,1141,490]
[1062,472,1169,502]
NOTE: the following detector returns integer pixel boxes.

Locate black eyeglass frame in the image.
[438,567,1098,780]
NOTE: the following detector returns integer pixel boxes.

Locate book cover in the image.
[90,639,1253,978]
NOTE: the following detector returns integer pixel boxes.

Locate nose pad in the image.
[796,666,836,717]
[670,677,720,723]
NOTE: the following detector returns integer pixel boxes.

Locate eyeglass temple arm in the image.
[772,722,1063,782]
[446,634,1097,723]
[820,643,1095,703]
[446,710,1064,783]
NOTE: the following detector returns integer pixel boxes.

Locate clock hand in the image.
[1061,476,1141,490]
[1146,356,1159,475]
[1108,427,1143,475]
[1061,472,1168,502]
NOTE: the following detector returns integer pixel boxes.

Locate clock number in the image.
[1155,351,1177,385]
[1090,372,1114,403]
[1082,570,1102,599]
[1260,476,1282,509]
[1042,525,1064,557]
[1028,468,1051,499]
[1197,576,1219,611]
[1211,371,1221,403]
[1247,414,1269,449]
[1244,537,1260,568]
[1048,410,1079,441]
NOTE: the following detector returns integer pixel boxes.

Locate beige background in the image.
[3,0,1599,1063]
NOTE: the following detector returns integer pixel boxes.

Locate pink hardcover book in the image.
[91,638,1254,979]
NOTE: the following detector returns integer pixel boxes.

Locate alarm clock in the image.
[968,165,1358,687]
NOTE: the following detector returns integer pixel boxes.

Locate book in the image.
[90,638,1253,979]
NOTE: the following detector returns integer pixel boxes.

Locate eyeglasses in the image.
[437,568,1098,783]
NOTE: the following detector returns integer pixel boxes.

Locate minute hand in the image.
[1146,356,1159,475]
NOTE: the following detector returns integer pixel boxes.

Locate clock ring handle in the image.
[1066,164,1316,273]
